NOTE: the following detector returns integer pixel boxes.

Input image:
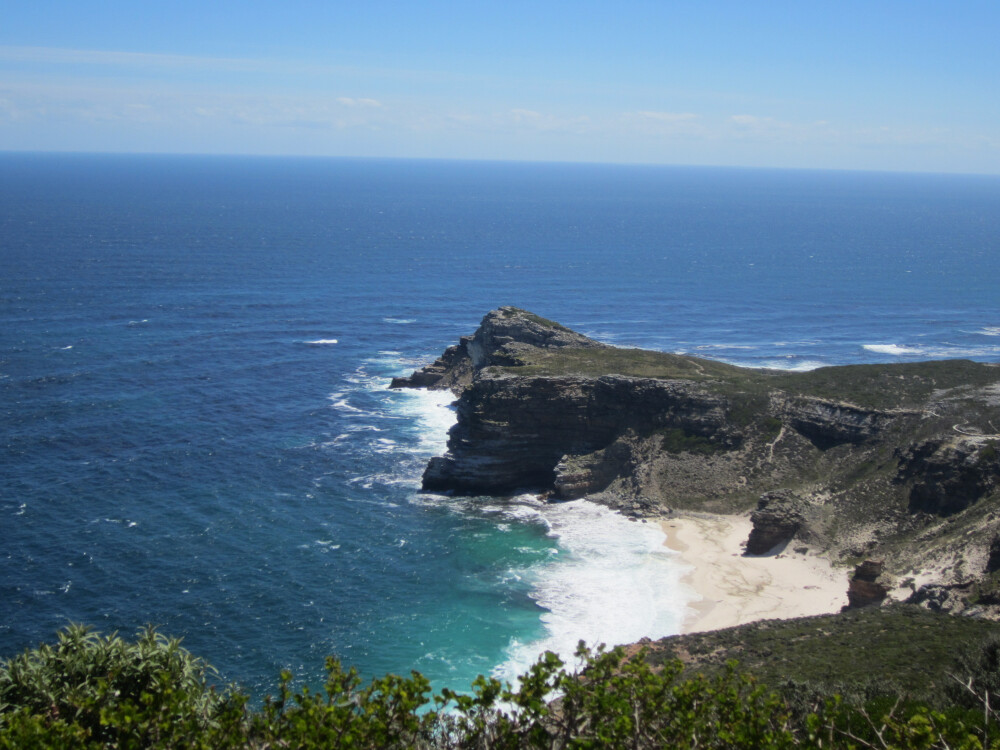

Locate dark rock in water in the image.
[389,342,474,392]
[845,560,889,609]
[746,489,809,555]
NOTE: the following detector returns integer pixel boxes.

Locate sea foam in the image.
[378,355,690,683]
[490,498,688,682]
[863,343,923,355]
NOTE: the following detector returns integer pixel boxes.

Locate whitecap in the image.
[388,387,457,455]
[863,344,923,356]
[976,327,1000,337]
[305,338,339,345]
[732,357,827,372]
[491,498,689,684]
[384,318,416,324]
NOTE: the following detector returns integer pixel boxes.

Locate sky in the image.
[2,1,999,174]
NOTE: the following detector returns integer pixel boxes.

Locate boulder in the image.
[845,560,889,609]
[745,489,809,555]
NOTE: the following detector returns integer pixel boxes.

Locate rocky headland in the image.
[393,307,1000,622]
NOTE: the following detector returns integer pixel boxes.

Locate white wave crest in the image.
[492,499,688,683]
[305,338,339,345]
[863,344,923,356]
[752,358,827,372]
[388,387,457,455]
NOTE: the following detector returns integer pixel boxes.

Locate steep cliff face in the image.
[778,397,902,449]
[394,307,1000,609]
[895,437,1000,516]
[422,374,733,494]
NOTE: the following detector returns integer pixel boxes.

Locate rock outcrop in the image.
[779,397,897,450]
[394,307,1000,611]
[845,560,890,609]
[746,490,810,555]
[895,437,1000,516]
[422,374,734,495]
[389,306,606,391]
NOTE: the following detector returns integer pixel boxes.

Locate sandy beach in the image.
[662,513,848,634]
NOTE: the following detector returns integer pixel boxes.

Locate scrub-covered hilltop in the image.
[393,307,1000,614]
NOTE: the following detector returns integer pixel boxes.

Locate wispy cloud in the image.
[620,110,705,138]
[336,97,382,108]
[0,80,392,132]
[508,108,590,132]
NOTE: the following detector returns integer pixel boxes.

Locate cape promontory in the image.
[393,307,1000,615]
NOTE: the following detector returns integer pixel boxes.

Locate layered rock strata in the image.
[394,307,1000,615]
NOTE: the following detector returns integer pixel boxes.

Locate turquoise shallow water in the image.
[2,154,999,696]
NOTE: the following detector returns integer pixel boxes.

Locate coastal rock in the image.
[389,342,474,391]
[845,560,889,609]
[401,307,1000,616]
[421,374,733,495]
[745,490,809,555]
[464,306,607,368]
[778,396,895,450]
[390,307,606,391]
[895,438,1000,516]
[553,438,636,500]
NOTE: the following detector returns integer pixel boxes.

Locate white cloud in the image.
[508,108,589,132]
[336,97,383,108]
[730,114,781,128]
[0,80,391,132]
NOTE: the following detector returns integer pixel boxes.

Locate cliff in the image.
[393,307,1000,613]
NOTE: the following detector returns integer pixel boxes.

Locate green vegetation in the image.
[500,307,571,332]
[5,622,1000,748]
[980,440,999,464]
[644,605,1000,705]
[660,427,724,455]
[0,624,241,748]
[498,340,1000,413]
[767,359,1000,410]
[497,346,740,381]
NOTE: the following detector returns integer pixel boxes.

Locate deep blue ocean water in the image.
[2,153,999,697]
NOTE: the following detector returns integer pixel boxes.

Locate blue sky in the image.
[2,1,998,173]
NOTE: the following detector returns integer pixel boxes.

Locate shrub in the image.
[4,627,1000,748]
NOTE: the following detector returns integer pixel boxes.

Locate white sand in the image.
[661,513,848,634]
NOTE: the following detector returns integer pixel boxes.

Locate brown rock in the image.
[845,560,888,609]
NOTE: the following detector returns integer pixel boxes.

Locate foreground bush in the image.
[3,626,1000,748]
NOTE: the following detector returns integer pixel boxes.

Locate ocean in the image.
[2,153,998,697]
